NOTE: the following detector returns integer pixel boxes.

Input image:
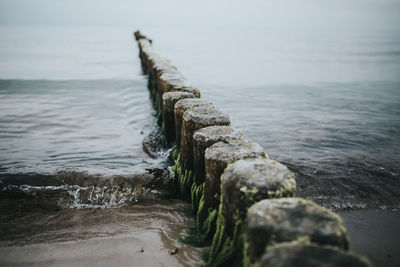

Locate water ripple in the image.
[0,79,162,176]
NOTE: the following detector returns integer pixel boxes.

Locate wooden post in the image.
[180,107,231,172]
[244,198,349,266]
[203,140,267,211]
[207,158,296,266]
[174,99,214,150]
[193,126,243,186]
[162,91,197,146]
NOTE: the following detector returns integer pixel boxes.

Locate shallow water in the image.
[0,195,203,267]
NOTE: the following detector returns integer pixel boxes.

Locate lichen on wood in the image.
[244,198,350,266]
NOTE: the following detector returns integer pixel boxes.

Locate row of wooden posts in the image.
[133,31,371,267]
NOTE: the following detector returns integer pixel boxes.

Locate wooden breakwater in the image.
[133,31,372,267]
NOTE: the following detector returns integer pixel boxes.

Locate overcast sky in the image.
[0,0,399,32]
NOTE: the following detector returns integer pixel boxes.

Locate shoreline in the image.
[0,194,204,267]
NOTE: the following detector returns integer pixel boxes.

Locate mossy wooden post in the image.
[136,38,153,75]
[162,91,197,147]
[197,140,266,244]
[157,72,187,110]
[177,107,230,197]
[180,108,231,172]
[140,47,177,106]
[208,158,296,266]
[174,99,214,150]
[191,126,243,212]
[193,126,243,186]
[149,59,177,104]
[157,73,201,117]
[152,61,178,97]
[244,198,350,267]
[259,242,372,267]
[150,61,181,115]
[203,140,267,211]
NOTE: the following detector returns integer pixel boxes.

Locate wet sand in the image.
[340,209,400,267]
[0,195,204,267]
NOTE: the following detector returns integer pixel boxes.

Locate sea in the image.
[0,25,399,265]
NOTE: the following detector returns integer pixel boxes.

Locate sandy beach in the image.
[0,195,204,267]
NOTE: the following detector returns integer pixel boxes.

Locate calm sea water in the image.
[0,26,399,210]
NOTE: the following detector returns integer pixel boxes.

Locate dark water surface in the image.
[212,81,400,210]
[148,27,400,211]
[0,27,204,266]
[0,26,399,210]
[0,25,399,266]
[0,79,160,176]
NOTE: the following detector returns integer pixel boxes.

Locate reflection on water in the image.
[0,79,164,176]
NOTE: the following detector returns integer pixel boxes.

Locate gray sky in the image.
[0,0,399,32]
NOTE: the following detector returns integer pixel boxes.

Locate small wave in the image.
[0,167,172,210]
[1,183,149,209]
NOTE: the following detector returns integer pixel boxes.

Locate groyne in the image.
[133,31,372,267]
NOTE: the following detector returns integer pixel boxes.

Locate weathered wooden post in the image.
[192,126,243,186]
[134,31,372,267]
[156,72,200,117]
[136,38,153,74]
[203,140,267,211]
[174,98,214,150]
[177,107,230,197]
[162,91,197,147]
[244,198,349,267]
[180,108,231,172]
[197,140,266,243]
[207,158,296,266]
[191,126,243,212]
[148,57,177,104]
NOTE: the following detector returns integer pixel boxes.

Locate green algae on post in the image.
[207,158,296,267]
[198,140,267,245]
[191,181,204,213]
[178,107,231,198]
